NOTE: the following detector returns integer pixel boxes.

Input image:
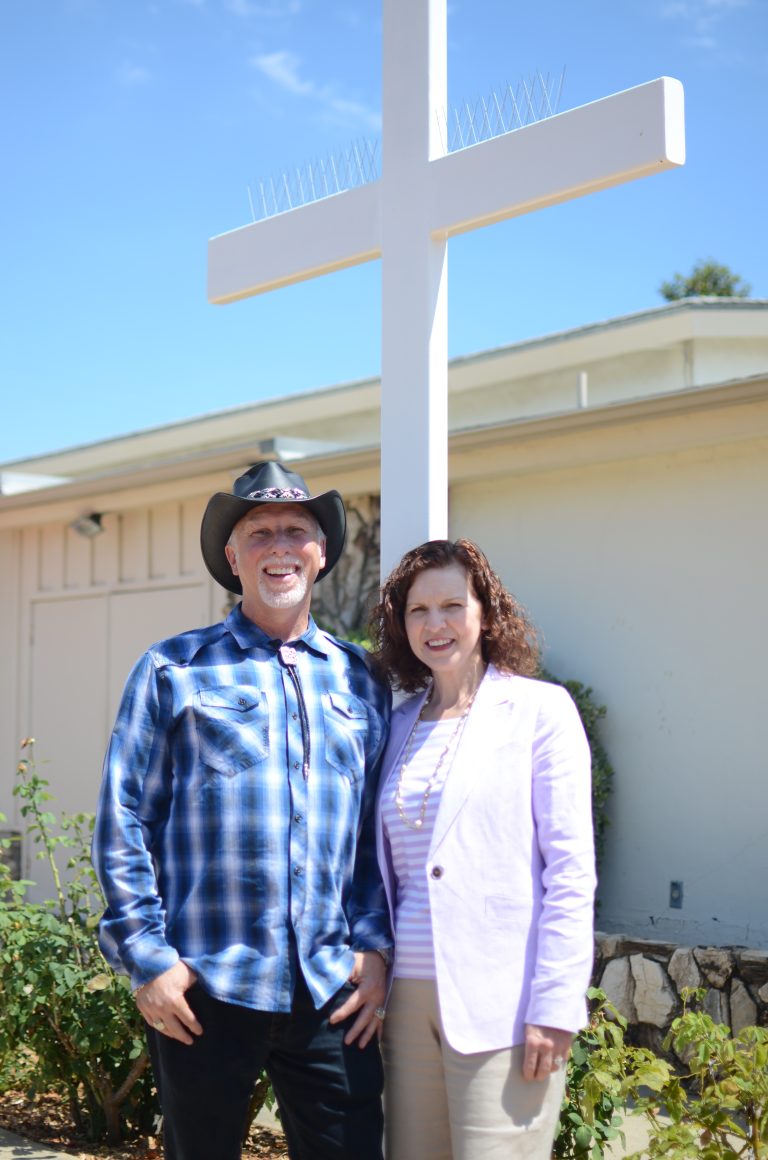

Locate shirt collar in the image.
[225,603,330,658]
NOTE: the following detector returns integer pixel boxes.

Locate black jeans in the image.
[147,976,384,1160]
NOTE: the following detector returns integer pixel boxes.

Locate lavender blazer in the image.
[375,664,596,1054]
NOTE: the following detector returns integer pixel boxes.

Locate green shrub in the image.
[0,740,157,1142]
[541,672,615,872]
[629,988,768,1159]
[557,987,768,1159]
[555,988,671,1159]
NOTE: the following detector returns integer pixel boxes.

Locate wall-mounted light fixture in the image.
[69,512,105,539]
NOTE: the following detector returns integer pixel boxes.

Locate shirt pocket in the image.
[194,686,269,778]
[322,691,369,784]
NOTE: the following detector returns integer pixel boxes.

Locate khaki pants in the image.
[382,979,565,1160]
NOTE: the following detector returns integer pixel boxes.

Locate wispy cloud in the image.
[116,61,152,86]
[324,96,380,128]
[254,50,313,95]
[660,0,751,51]
[251,49,381,130]
[226,0,301,15]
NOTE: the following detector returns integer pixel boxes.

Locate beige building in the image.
[1,297,767,946]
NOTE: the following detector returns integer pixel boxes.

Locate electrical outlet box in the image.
[669,880,683,909]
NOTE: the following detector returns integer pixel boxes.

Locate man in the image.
[92,461,393,1160]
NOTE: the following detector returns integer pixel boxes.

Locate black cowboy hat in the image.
[200,461,346,594]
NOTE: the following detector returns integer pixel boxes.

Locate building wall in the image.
[0,529,21,826]
[2,429,766,932]
[0,493,219,897]
[450,433,768,947]
[690,337,768,386]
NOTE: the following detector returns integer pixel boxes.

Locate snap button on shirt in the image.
[430,865,444,879]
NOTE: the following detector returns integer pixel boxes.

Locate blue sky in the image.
[1,0,766,464]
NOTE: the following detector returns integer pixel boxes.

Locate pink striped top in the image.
[381,718,463,979]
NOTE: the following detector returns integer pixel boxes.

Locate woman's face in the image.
[404,563,485,680]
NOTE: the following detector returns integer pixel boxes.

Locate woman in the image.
[369,539,596,1160]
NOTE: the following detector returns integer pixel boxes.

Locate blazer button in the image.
[430,865,444,879]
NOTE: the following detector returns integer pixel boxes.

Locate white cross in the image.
[208,0,684,577]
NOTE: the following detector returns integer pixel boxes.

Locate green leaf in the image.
[85,973,112,993]
[575,1123,593,1149]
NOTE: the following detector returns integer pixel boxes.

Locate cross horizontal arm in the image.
[208,180,382,304]
[428,77,685,239]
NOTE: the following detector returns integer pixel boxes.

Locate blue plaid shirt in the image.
[93,605,392,1012]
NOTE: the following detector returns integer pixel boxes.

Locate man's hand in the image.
[135,961,203,1046]
[522,1023,573,1081]
[329,951,387,1049]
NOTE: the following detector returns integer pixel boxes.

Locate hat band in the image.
[245,486,309,501]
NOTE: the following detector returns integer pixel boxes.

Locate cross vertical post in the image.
[380,0,449,569]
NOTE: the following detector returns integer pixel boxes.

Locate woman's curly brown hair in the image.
[368,539,540,692]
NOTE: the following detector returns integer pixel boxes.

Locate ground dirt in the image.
[0,1090,289,1159]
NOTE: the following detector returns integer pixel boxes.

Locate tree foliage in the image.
[659,259,751,301]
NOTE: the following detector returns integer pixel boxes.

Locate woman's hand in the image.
[329,951,388,1048]
[522,1023,573,1081]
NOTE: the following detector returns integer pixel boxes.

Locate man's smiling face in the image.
[225,503,327,625]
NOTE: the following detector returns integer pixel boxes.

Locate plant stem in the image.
[17,747,85,972]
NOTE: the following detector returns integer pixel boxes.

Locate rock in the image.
[738,950,768,964]
[694,947,733,988]
[703,987,730,1026]
[736,950,768,987]
[730,979,757,1033]
[595,933,624,959]
[631,1023,667,1056]
[668,948,702,995]
[615,937,679,960]
[758,982,768,1005]
[630,955,677,1027]
[599,956,636,1021]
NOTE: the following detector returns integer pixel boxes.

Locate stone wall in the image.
[594,933,768,1056]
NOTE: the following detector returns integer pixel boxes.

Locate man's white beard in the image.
[256,568,310,610]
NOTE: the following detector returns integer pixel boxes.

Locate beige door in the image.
[108,586,208,723]
[26,585,206,898]
[27,596,109,895]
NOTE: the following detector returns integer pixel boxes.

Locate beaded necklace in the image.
[395,682,480,830]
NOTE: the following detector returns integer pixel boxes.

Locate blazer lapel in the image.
[429,666,514,856]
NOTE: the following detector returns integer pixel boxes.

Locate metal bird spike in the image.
[246,69,564,221]
[438,68,566,153]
